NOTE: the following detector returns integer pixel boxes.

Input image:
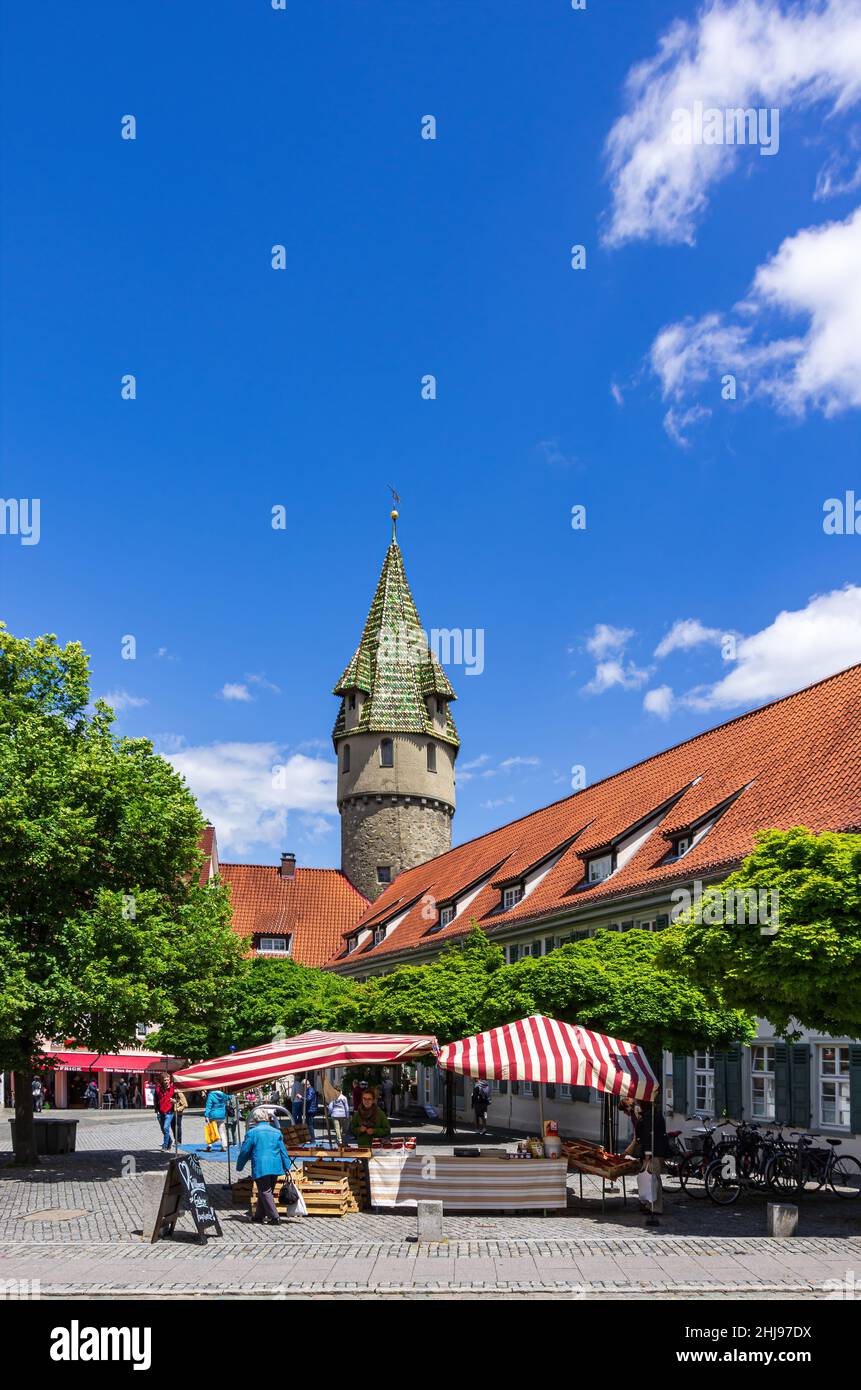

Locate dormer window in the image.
[587,853,614,884]
[439,905,455,928]
[348,693,356,711]
[342,743,350,774]
[372,925,386,945]
[503,884,524,910]
[426,743,436,773]
[345,934,358,955]
[672,834,692,858]
[437,698,445,717]
[380,738,394,768]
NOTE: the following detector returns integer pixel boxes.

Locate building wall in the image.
[340,796,454,902]
[336,730,456,807]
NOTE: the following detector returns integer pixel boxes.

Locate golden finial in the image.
[390,508,399,541]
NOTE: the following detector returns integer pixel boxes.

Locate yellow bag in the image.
[204,1120,220,1146]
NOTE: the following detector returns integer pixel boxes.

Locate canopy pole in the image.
[443,1070,455,1140]
[538,1085,546,1140]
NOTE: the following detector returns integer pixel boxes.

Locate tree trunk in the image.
[12,1062,40,1166]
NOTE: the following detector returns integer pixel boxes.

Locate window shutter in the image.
[655,914,669,930]
[790,1043,811,1128]
[498,1079,508,1095]
[714,1048,742,1118]
[546,1083,556,1100]
[849,1046,861,1136]
[672,1054,688,1116]
[571,1085,591,1103]
[774,1042,791,1122]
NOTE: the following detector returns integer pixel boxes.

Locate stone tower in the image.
[333,511,459,901]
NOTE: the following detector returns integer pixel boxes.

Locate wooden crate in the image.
[296,1172,351,1217]
[301,1159,369,1214]
[232,1177,254,1207]
[278,1122,310,1147]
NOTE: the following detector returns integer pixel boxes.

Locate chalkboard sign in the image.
[146,1155,223,1245]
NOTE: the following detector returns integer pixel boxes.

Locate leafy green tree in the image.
[0,626,242,1163]
[659,827,861,1037]
[482,927,754,1056]
[353,927,504,1043]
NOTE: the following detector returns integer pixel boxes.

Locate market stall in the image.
[366,1148,569,1211]
[173,1029,438,1190]
[437,1014,659,1214]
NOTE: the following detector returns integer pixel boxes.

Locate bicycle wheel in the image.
[705,1157,741,1205]
[830,1155,861,1199]
[678,1155,707,1198]
[767,1152,802,1195]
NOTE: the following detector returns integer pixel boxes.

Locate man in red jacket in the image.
[153,1073,175,1151]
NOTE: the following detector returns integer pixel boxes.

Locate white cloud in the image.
[167,742,337,856]
[654,618,724,658]
[604,0,861,248]
[643,685,676,719]
[246,673,281,695]
[652,204,861,426]
[97,689,148,713]
[680,585,861,710]
[610,381,625,406]
[662,404,713,447]
[583,658,651,695]
[499,756,540,770]
[586,623,634,659]
[220,683,253,702]
[481,796,515,810]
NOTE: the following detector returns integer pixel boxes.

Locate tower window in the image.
[426,743,436,773]
[348,693,356,711]
[377,865,392,885]
[342,743,350,774]
[437,698,445,717]
[380,738,394,768]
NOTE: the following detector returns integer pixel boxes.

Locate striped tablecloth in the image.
[367,1151,569,1210]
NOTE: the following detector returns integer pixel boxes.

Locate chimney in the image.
[279,852,296,880]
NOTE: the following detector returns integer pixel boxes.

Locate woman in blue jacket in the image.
[236,1121,292,1224]
[204,1089,229,1150]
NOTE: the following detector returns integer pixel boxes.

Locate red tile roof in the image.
[329,663,861,967]
[219,863,369,967]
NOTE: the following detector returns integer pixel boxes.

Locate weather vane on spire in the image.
[387,484,400,541]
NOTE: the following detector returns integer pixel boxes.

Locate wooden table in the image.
[366,1151,569,1211]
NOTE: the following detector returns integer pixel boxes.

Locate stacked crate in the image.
[300,1159,369,1214]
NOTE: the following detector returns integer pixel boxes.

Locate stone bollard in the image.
[416,1200,444,1242]
[767,1202,798,1237]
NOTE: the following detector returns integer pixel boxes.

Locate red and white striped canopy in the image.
[437,1015,658,1101]
[173,1029,438,1092]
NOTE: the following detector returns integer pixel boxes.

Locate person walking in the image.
[623,1099,670,1214]
[291,1078,305,1127]
[173,1087,188,1145]
[116,1077,129,1110]
[327,1088,351,1147]
[32,1077,44,1113]
[381,1072,394,1116]
[471,1079,491,1136]
[236,1119,292,1226]
[226,1094,239,1147]
[204,1088,229,1150]
[84,1079,99,1109]
[303,1079,318,1144]
[153,1073,176,1151]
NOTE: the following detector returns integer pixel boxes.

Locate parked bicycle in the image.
[766,1133,861,1199]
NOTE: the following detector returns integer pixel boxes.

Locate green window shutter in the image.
[714,1048,742,1118]
[849,1046,861,1136]
[546,1083,556,1100]
[672,1055,688,1116]
[498,1079,508,1095]
[774,1042,791,1123]
[790,1043,811,1128]
[571,1085,591,1103]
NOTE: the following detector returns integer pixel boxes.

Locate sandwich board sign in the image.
[144,1154,223,1244]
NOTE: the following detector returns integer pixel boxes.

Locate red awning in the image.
[174,1029,438,1091]
[41,1052,180,1074]
[436,1015,658,1102]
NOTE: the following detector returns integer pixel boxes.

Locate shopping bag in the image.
[637,1166,660,1206]
[204,1120,220,1146]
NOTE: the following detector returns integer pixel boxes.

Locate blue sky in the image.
[3,0,861,866]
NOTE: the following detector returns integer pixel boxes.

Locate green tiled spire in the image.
[333,514,459,747]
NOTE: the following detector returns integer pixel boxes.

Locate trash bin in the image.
[8,1119,78,1155]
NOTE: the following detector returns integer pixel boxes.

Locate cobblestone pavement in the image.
[2,1113,860,1298]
